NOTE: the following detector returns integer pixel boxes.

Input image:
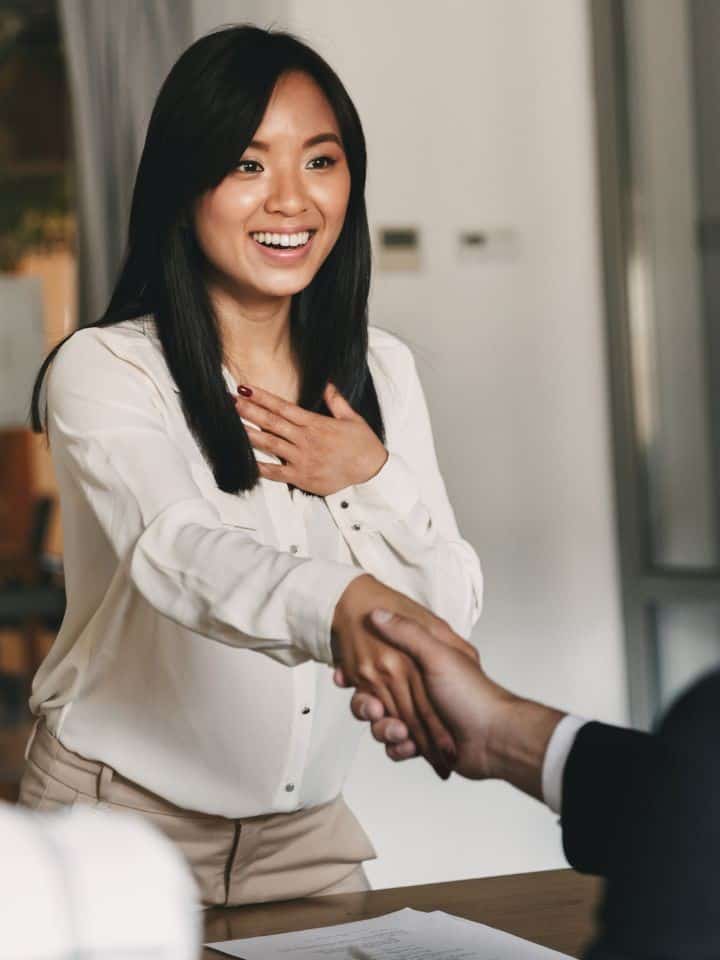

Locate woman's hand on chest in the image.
[235,382,388,496]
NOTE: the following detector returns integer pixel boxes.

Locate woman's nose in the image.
[265,169,308,217]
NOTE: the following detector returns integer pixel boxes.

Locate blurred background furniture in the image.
[0,492,65,702]
[0,271,62,720]
[0,430,65,800]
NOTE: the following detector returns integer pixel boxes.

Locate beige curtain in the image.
[59,0,192,326]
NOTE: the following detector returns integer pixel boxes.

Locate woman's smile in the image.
[249,228,316,263]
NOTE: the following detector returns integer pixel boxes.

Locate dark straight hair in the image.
[31,24,384,493]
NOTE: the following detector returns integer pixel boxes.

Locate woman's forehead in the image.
[253,71,341,143]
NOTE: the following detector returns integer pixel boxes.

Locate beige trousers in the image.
[19,722,375,906]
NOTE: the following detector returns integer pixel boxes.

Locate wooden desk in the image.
[203,868,602,958]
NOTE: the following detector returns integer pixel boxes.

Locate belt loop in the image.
[97,764,114,801]
[23,718,41,761]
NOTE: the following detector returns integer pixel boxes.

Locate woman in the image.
[20,26,483,905]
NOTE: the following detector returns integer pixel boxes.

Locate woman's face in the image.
[194,70,351,305]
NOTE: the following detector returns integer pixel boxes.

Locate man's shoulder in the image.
[659,667,720,744]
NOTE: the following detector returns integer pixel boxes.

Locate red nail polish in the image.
[238,385,253,397]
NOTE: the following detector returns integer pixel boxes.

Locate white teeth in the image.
[252,231,312,248]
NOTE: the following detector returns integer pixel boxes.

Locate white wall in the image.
[192,0,627,887]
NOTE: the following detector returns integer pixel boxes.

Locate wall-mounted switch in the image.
[377,226,421,270]
[458,228,519,262]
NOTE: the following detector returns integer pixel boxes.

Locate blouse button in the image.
[301,706,311,715]
[352,523,361,531]
[289,544,299,554]
[285,783,295,793]
[340,500,349,509]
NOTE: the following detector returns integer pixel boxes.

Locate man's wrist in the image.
[485,697,566,801]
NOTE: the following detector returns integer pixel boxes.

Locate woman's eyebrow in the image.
[246,132,343,150]
[303,132,342,148]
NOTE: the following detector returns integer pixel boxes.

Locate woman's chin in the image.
[247,271,316,300]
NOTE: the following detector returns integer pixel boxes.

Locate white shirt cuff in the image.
[541,714,589,815]
[285,562,365,665]
[325,452,422,526]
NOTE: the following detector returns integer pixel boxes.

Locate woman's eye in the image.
[306,156,336,170]
[236,159,263,174]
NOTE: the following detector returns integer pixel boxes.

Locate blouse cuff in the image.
[325,452,423,530]
[285,561,365,665]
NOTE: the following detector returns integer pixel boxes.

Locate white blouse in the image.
[30,318,483,818]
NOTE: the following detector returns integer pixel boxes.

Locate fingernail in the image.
[389,723,404,742]
[371,609,393,625]
[238,385,253,397]
[359,703,368,720]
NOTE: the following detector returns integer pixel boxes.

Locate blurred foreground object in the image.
[0,802,200,958]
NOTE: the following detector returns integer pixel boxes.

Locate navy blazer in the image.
[561,668,720,959]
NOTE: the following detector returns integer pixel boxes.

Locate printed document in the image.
[206,906,573,959]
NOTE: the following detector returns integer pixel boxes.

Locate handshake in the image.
[332,575,720,960]
[330,574,564,798]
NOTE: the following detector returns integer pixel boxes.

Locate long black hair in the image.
[31,24,383,493]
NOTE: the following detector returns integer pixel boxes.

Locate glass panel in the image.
[624,0,718,568]
[690,0,720,566]
[655,602,720,711]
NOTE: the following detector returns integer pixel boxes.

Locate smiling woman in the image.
[20,25,483,906]
[195,71,351,333]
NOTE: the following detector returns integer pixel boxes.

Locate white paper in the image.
[206,906,572,959]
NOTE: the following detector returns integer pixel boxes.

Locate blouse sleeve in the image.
[47,331,362,667]
[324,334,483,638]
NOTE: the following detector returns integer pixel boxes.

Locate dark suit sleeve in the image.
[560,721,657,875]
[568,669,720,960]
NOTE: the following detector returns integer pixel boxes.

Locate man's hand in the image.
[339,610,565,799]
[331,576,477,780]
